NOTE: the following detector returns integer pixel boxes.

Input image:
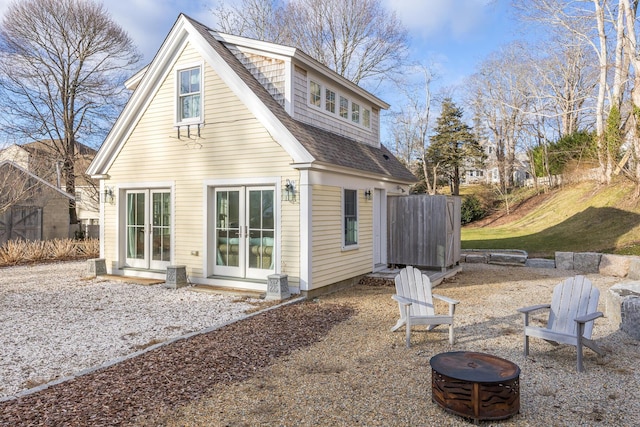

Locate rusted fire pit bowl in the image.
[430,351,520,424]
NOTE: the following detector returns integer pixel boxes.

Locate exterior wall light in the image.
[104,186,115,204]
[284,179,296,202]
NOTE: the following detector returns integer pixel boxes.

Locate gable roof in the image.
[0,160,75,200]
[88,14,416,184]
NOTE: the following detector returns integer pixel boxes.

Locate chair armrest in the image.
[517,303,551,314]
[575,311,603,324]
[392,295,412,306]
[432,293,459,305]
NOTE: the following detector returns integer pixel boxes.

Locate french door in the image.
[125,189,171,270]
[214,186,275,279]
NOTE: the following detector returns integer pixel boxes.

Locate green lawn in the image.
[461,180,640,258]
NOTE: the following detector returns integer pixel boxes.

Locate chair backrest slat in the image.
[547,275,599,338]
[394,266,434,317]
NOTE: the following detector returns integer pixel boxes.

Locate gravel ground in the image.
[0,261,264,400]
[1,261,639,426]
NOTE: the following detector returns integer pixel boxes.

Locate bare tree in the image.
[388,64,439,194]
[212,0,408,86]
[513,0,625,185]
[0,0,141,224]
[468,43,532,191]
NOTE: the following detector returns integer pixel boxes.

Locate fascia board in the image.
[290,161,417,184]
[87,19,192,176]
[212,32,297,57]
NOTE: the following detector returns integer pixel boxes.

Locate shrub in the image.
[461,195,485,224]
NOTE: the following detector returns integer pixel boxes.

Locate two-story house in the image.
[87,14,416,296]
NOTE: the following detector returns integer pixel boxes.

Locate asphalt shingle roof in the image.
[186,16,417,183]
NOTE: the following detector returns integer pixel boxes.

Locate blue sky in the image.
[0,0,518,111]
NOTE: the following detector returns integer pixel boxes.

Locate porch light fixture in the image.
[104,186,115,204]
[364,189,372,201]
[284,179,296,202]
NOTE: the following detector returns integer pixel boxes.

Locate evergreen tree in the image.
[427,99,483,195]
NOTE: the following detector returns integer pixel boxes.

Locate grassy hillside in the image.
[461,179,640,258]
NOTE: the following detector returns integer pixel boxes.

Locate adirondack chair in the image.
[391,266,459,348]
[517,275,604,372]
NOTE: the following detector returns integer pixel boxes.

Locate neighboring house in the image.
[87,14,417,296]
[0,140,100,237]
[463,140,531,187]
[0,160,74,245]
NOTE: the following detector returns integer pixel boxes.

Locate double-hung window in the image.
[343,189,358,248]
[178,67,201,122]
[362,108,371,128]
[310,81,321,107]
[325,88,336,113]
[351,102,360,124]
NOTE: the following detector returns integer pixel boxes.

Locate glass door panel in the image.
[215,189,243,276]
[126,191,147,268]
[246,188,275,279]
[150,191,171,269]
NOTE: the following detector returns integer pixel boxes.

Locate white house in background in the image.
[87,14,416,296]
[463,140,531,187]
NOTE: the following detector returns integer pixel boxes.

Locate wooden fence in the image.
[387,195,461,270]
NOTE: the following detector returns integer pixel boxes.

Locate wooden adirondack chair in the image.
[391,266,459,348]
[517,275,604,372]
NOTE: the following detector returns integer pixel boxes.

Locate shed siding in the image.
[103,42,300,285]
[310,184,372,289]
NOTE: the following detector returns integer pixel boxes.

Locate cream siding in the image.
[310,184,373,290]
[292,67,380,147]
[102,42,300,288]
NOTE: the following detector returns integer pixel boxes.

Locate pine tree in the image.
[427,99,484,195]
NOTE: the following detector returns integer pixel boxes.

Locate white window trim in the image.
[175,62,204,126]
[307,77,372,131]
[342,188,359,250]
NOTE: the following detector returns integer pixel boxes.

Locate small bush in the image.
[461,195,486,224]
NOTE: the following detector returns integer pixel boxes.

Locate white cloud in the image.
[384,0,494,41]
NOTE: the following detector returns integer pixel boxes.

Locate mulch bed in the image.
[0,301,355,427]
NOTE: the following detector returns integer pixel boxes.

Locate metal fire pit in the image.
[430,351,520,424]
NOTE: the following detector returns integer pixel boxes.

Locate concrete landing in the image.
[366,265,462,287]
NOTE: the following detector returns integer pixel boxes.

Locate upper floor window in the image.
[310,81,321,107]
[351,102,360,124]
[339,96,349,119]
[362,109,371,128]
[308,77,372,130]
[178,67,201,122]
[325,88,336,113]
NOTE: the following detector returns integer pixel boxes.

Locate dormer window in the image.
[362,109,370,128]
[339,96,348,119]
[307,76,372,130]
[351,102,360,124]
[310,81,321,107]
[178,66,201,123]
[325,88,336,113]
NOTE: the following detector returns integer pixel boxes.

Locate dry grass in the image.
[0,238,99,266]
